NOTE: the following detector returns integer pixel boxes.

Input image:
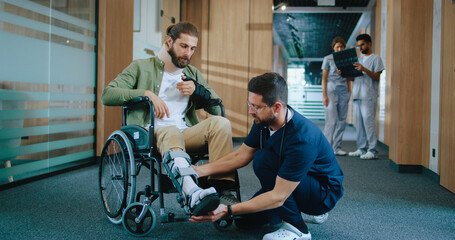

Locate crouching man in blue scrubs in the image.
[190,72,344,240]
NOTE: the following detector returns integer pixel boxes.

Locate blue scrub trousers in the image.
[234,174,335,229]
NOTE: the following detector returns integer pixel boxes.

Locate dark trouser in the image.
[235,174,340,229]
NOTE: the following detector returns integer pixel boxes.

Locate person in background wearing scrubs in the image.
[348,34,385,160]
[321,36,352,156]
[190,73,344,240]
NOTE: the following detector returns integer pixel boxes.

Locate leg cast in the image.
[162,150,220,216]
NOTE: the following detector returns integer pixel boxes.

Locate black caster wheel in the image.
[214,218,233,232]
[122,203,156,236]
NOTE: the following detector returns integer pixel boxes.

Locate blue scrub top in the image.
[244,107,344,195]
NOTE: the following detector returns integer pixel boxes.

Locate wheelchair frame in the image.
[98,96,239,236]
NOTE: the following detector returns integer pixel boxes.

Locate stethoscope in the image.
[259,108,288,166]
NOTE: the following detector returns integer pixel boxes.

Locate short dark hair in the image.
[166,22,200,41]
[331,36,346,48]
[356,33,372,43]
[248,72,288,106]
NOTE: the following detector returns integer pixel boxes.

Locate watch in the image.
[227,205,234,219]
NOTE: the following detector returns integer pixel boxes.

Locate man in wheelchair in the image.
[101,22,235,216]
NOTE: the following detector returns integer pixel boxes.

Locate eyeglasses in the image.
[246,101,269,113]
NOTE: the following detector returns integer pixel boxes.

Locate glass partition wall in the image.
[0,0,97,185]
[287,63,325,120]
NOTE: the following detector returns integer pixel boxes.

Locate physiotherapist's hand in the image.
[353,62,365,72]
[177,76,195,95]
[144,90,169,119]
[337,69,342,76]
[323,96,329,107]
[189,204,228,223]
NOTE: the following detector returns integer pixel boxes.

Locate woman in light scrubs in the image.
[321,37,352,155]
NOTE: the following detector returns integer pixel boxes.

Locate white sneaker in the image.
[334,149,347,156]
[311,213,329,224]
[348,149,363,157]
[262,222,311,240]
[360,151,377,160]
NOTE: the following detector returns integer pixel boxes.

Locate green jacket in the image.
[101,57,220,128]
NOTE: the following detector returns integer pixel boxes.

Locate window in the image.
[0,0,97,184]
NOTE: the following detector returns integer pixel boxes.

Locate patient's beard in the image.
[168,45,190,68]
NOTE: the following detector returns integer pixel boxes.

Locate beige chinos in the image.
[155,116,234,182]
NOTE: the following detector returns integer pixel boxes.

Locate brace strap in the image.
[164,150,191,164]
[172,166,199,181]
[186,187,200,208]
[163,150,198,185]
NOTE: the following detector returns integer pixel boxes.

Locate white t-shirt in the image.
[155,71,190,131]
[352,54,385,100]
[269,108,293,136]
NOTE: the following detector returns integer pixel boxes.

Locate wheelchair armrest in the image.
[122,97,155,128]
[125,96,150,108]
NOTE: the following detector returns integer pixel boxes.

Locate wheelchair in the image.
[98,96,240,236]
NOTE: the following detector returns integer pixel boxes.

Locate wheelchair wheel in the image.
[214,218,233,232]
[122,202,156,236]
[99,130,136,224]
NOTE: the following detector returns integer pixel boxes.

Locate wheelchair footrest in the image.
[160,212,175,223]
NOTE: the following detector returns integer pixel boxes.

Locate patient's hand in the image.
[144,90,169,119]
[177,77,195,96]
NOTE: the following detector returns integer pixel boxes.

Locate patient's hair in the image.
[166,22,200,40]
[248,72,288,106]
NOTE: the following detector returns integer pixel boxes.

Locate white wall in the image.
[133,0,163,60]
